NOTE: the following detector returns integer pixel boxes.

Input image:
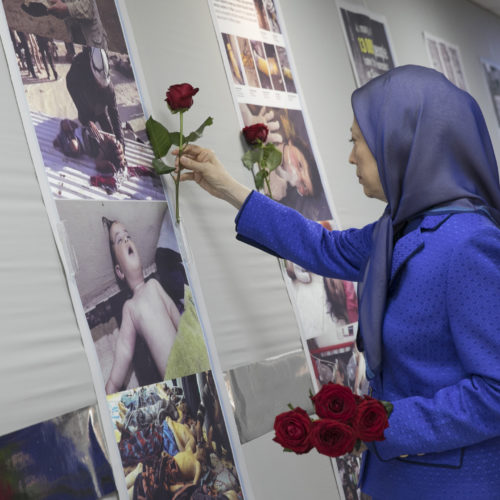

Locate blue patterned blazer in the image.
[235,191,500,499]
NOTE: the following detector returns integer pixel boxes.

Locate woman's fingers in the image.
[179,172,195,182]
[178,154,206,172]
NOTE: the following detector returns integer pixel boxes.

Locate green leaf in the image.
[261,143,282,172]
[184,116,214,143]
[169,131,181,146]
[146,116,172,158]
[152,158,176,175]
[254,169,266,189]
[381,400,394,417]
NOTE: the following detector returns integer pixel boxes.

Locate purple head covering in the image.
[351,65,500,377]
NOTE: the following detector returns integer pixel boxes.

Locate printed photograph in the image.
[0,405,115,499]
[250,39,272,90]
[264,43,284,91]
[107,372,243,499]
[3,0,126,53]
[483,60,500,127]
[253,0,269,31]
[263,0,281,34]
[339,6,395,86]
[237,36,260,88]
[222,33,244,86]
[57,200,210,395]
[240,103,332,220]
[10,32,164,200]
[275,45,295,93]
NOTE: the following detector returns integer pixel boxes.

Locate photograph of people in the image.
[13,34,163,199]
[175,65,500,499]
[240,103,332,221]
[56,200,210,395]
[5,0,126,53]
[107,373,242,499]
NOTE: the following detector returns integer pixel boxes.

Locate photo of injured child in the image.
[56,200,211,395]
[9,30,164,200]
[240,103,331,221]
[107,373,243,499]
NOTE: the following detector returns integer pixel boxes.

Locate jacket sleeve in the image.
[373,223,500,459]
[235,190,374,281]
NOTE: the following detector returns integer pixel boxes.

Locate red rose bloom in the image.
[242,123,269,145]
[310,419,357,458]
[165,83,199,112]
[311,383,358,422]
[273,407,313,454]
[353,398,390,442]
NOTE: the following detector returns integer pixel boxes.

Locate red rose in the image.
[353,398,390,442]
[273,407,313,454]
[310,419,357,458]
[311,383,358,422]
[165,83,199,112]
[242,123,269,145]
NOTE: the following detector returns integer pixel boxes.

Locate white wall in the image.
[1,1,500,499]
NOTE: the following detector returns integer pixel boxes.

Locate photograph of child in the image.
[240,103,332,221]
[56,200,210,395]
[107,373,243,499]
[0,404,115,498]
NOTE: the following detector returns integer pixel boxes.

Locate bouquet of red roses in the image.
[273,383,393,458]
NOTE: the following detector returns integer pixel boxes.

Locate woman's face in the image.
[283,142,314,196]
[349,118,386,202]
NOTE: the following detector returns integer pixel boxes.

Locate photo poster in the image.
[482,58,500,128]
[336,0,396,87]
[0,0,247,498]
[208,1,363,498]
[423,32,468,91]
[0,405,115,499]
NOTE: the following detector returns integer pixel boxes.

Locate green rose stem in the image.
[262,165,273,200]
[176,110,184,223]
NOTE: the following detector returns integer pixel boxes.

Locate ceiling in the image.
[468,0,500,17]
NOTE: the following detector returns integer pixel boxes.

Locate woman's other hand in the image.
[174,144,251,209]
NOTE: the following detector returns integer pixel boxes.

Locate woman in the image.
[176,65,500,499]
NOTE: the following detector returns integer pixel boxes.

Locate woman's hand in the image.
[174,144,251,209]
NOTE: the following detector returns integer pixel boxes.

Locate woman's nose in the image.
[348,150,356,165]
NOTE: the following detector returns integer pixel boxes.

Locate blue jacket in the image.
[235,191,500,499]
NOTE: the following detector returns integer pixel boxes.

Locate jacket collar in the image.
[390,213,452,282]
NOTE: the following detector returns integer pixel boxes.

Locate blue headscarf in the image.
[352,65,500,378]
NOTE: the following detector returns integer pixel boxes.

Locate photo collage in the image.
[210,1,363,498]
[1,0,243,498]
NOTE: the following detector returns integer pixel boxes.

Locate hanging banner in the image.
[0,1,248,498]
[336,0,396,87]
[423,31,468,91]
[209,1,366,498]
